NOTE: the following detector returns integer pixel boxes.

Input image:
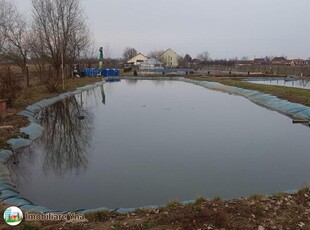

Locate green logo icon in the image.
[3,206,23,226]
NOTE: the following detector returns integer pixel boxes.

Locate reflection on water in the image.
[126,79,138,85]
[100,84,106,104]
[38,96,93,175]
[9,95,95,179]
[7,80,310,210]
[246,78,310,89]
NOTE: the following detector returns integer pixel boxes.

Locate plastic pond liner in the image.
[0,77,309,214]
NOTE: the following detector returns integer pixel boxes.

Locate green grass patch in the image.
[165,200,182,209]
[195,196,207,205]
[273,192,287,198]
[248,194,264,201]
[298,186,310,195]
[85,210,115,222]
[212,196,222,203]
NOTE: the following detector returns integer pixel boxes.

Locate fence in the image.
[205,65,310,76]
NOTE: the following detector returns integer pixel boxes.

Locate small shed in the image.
[127,53,148,66]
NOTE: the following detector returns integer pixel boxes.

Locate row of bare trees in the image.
[0,0,92,91]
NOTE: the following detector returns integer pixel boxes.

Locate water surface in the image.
[8,79,310,210]
[246,78,310,89]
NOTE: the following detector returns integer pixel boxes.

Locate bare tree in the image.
[123,47,137,61]
[80,35,98,68]
[184,54,192,62]
[147,49,164,61]
[28,29,50,81]
[196,51,210,62]
[38,96,93,175]
[0,0,30,76]
[179,54,192,68]
[31,0,90,81]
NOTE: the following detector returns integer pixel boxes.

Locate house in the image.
[140,58,164,70]
[236,60,254,66]
[160,48,179,68]
[127,53,148,66]
[253,58,265,65]
[271,57,287,65]
[192,58,202,68]
[289,59,308,66]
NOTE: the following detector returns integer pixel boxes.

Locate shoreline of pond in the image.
[0,76,309,227]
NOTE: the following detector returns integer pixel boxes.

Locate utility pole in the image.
[61,42,65,90]
[26,65,29,87]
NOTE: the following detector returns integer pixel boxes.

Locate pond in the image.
[8,79,310,211]
[246,78,310,89]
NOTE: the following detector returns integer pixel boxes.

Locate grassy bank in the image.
[1,188,309,229]
[186,76,310,107]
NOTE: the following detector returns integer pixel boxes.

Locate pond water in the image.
[8,79,310,210]
[246,78,310,89]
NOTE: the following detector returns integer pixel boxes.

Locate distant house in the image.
[271,57,287,65]
[160,48,179,68]
[140,58,164,70]
[236,60,254,66]
[127,53,148,66]
[253,58,265,65]
[191,58,202,68]
[289,59,308,66]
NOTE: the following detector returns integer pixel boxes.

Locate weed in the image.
[195,196,207,205]
[0,137,5,146]
[212,196,222,203]
[0,68,22,107]
[165,200,182,209]
[209,210,229,228]
[249,194,264,201]
[273,192,286,198]
[85,210,114,222]
[9,134,19,139]
[192,205,203,213]
[20,133,30,139]
[111,221,121,229]
[134,208,148,214]
[298,186,309,195]
[142,220,156,229]
[252,205,265,217]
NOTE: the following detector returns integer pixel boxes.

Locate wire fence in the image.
[205,65,310,76]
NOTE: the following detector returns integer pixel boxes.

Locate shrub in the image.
[0,67,22,107]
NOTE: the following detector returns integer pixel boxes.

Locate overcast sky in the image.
[13,0,310,59]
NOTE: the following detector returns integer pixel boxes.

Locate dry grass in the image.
[4,188,305,229]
